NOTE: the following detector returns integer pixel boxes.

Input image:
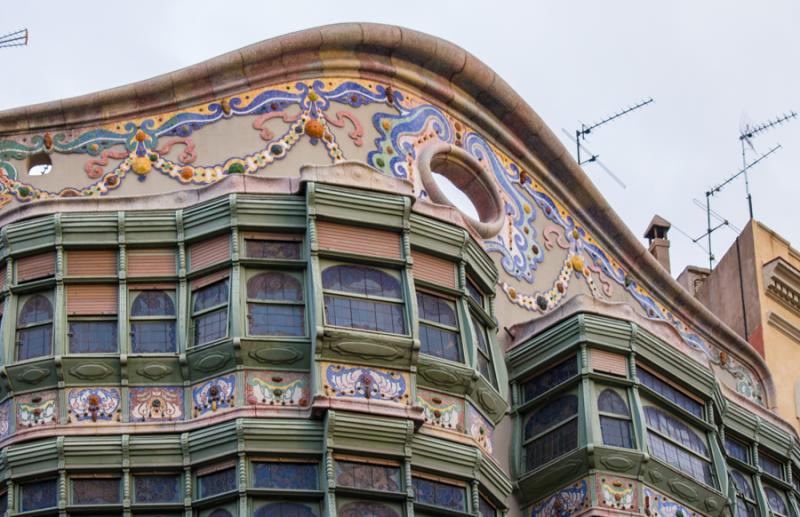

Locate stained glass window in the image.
[209,510,234,517]
[335,460,401,492]
[417,292,462,363]
[20,478,58,511]
[68,320,118,353]
[638,368,703,418]
[478,494,497,517]
[134,474,182,503]
[730,470,757,517]
[523,394,579,470]
[247,272,304,336]
[764,486,789,516]
[192,279,229,346]
[412,476,467,512]
[760,451,784,479]
[16,293,53,360]
[254,502,318,517]
[72,477,121,505]
[521,357,578,403]
[198,467,237,499]
[725,436,749,463]
[252,462,317,490]
[338,501,400,517]
[466,279,483,307]
[246,239,302,260]
[322,265,405,334]
[644,406,713,486]
[598,389,634,449]
[472,314,497,387]
[130,291,176,353]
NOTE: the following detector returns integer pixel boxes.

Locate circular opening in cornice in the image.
[28,153,52,176]
[418,142,504,239]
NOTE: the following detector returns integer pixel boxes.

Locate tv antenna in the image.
[0,28,28,49]
[563,97,654,189]
[695,144,781,269]
[738,110,796,219]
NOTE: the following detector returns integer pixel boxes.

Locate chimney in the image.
[644,215,671,273]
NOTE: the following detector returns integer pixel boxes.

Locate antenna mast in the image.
[0,28,28,49]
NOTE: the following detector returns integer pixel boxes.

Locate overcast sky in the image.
[2,1,798,276]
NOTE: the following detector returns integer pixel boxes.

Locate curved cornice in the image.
[0,23,775,409]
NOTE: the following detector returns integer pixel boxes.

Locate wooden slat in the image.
[66,250,118,277]
[17,252,56,282]
[317,221,401,259]
[66,284,118,315]
[191,270,230,291]
[189,234,230,271]
[128,249,176,277]
[241,231,302,241]
[129,282,176,291]
[412,251,456,288]
[591,349,627,377]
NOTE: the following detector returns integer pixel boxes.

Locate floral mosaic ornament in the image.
[467,403,494,456]
[129,387,184,422]
[417,389,463,431]
[323,363,408,404]
[528,479,589,517]
[17,390,57,428]
[0,399,11,440]
[192,374,236,417]
[642,487,698,517]
[246,371,309,407]
[597,476,636,511]
[67,387,121,423]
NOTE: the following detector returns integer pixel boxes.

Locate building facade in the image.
[0,22,795,517]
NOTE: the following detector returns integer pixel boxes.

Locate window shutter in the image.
[17,252,56,282]
[412,251,456,289]
[591,349,627,377]
[66,284,118,315]
[128,249,176,277]
[317,221,401,259]
[189,235,230,271]
[191,270,230,291]
[66,250,118,277]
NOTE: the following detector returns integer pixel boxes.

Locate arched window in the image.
[523,394,579,470]
[192,278,229,346]
[417,292,461,362]
[254,503,317,517]
[322,265,405,334]
[16,294,53,360]
[246,272,304,336]
[730,470,757,517]
[208,510,234,517]
[338,502,400,517]
[644,405,713,486]
[764,486,789,517]
[130,291,176,353]
[597,389,633,449]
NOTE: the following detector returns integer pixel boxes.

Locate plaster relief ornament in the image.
[67,387,121,423]
[246,371,308,407]
[417,390,463,431]
[642,487,697,517]
[192,375,235,417]
[467,403,494,455]
[529,479,589,517]
[599,477,636,511]
[324,363,408,404]
[17,391,57,427]
[129,387,184,422]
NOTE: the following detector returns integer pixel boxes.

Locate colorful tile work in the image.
[129,386,184,422]
[0,399,11,439]
[16,390,57,428]
[467,403,495,456]
[323,363,408,404]
[246,370,309,407]
[192,374,235,417]
[643,486,698,517]
[597,475,636,511]
[529,479,589,517]
[67,387,121,423]
[417,389,464,431]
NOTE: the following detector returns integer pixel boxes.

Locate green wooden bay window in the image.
[322,264,406,334]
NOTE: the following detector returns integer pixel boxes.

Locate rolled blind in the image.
[189,235,230,271]
[128,249,176,277]
[66,250,118,277]
[591,349,627,377]
[412,251,456,288]
[317,221,401,259]
[66,284,118,315]
[191,269,230,291]
[17,252,55,282]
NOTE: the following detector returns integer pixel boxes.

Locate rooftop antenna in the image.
[563,97,653,189]
[695,144,781,269]
[738,110,796,219]
[0,28,28,49]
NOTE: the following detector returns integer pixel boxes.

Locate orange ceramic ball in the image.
[304,119,325,139]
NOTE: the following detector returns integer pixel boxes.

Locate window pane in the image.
[525,419,578,470]
[198,467,237,499]
[255,502,318,517]
[339,502,400,517]
[643,406,708,456]
[246,239,302,260]
[412,477,466,512]
[524,395,579,440]
[248,304,304,336]
[194,308,227,345]
[193,279,229,313]
[764,486,788,516]
[478,495,497,517]
[72,477,120,505]
[131,291,175,316]
[131,321,176,353]
[598,389,630,416]
[521,358,578,402]
[419,323,462,362]
[335,461,401,492]
[18,295,52,326]
[417,293,457,327]
[253,462,317,490]
[760,453,784,479]
[734,497,758,517]
[324,295,405,334]
[134,474,181,503]
[638,369,702,417]
[69,321,118,353]
[725,436,749,463]
[247,272,303,301]
[730,469,755,499]
[647,433,713,486]
[20,479,57,511]
[466,281,483,306]
[322,265,401,299]
[477,351,497,388]
[17,325,52,360]
[600,416,633,448]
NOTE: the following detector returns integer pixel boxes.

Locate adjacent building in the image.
[0,22,795,517]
